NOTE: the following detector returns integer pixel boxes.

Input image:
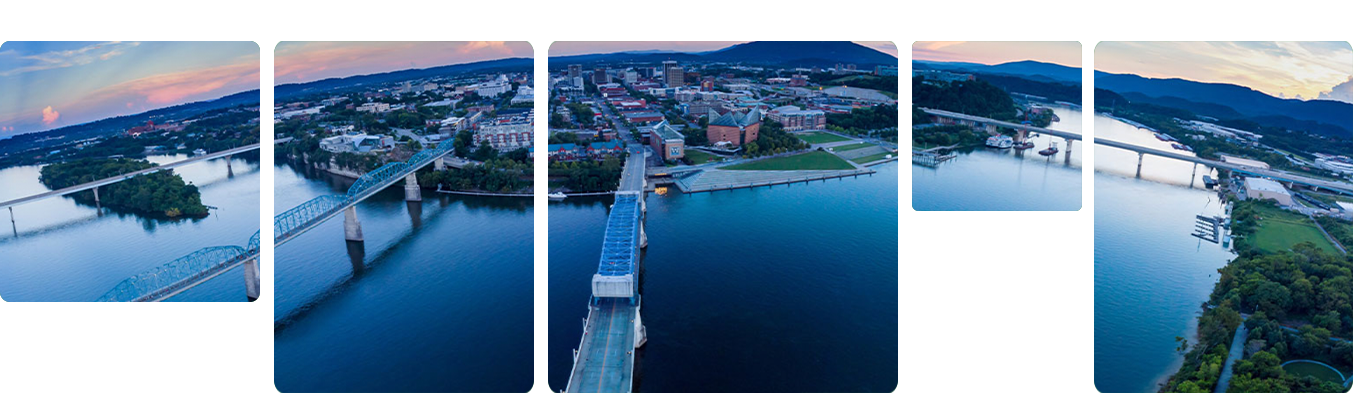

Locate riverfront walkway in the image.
[673,168,875,193]
[1213,321,1250,393]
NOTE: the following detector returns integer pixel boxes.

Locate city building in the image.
[472,74,512,98]
[319,133,395,154]
[511,85,534,104]
[649,120,685,160]
[663,60,683,87]
[1244,177,1293,206]
[568,64,582,79]
[707,109,762,146]
[593,67,610,84]
[767,105,826,131]
[356,102,391,113]
[474,120,533,150]
[874,65,899,76]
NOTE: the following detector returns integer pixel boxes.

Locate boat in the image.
[1171,143,1194,152]
[192,148,207,155]
[985,135,1014,149]
[1039,142,1059,156]
[548,192,567,201]
[1155,133,1177,142]
[1013,141,1035,150]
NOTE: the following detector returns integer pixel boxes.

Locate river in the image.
[548,162,899,392]
[1094,113,1234,393]
[0,154,260,302]
[913,104,1083,211]
[272,161,533,392]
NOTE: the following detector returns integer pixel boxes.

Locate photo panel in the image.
[546,41,900,392]
[270,41,535,393]
[912,41,1083,211]
[0,41,262,302]
[1094,41,1353,393]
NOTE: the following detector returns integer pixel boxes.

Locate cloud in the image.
[88,60,259,105]
[1,42,140,77]
[275,41,531,84]
[1318,76,1353,104]
[41,106,59,125]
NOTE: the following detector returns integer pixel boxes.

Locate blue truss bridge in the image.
[566,150,650,393]
[273,143,453,247]
[96,231,262,302]
[83,140,290,302]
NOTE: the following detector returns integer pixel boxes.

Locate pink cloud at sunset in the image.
[89,61,260,105]
[275,41,533,85]
[913,41,1081,68]
[41,106,59,125]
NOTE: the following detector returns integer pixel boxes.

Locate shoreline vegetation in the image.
[38,158,209,218]
[1160,198,1353,393]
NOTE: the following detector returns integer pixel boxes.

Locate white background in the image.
[3,1,1353,392]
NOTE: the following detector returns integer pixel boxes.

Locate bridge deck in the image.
[920,107,1082,141]
[1095,137,1353,194]
[567,297,636,393]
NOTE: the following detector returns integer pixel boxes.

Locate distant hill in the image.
[548,41,897,69]
[1095,71,1353,136]
[0,90,260,155]
[914,60,1081,84]
[274,57,534,100]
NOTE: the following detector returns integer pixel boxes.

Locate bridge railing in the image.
[97,245,247,302]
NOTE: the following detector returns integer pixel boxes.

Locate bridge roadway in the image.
[566,152,647,393]
[273,143,452,247]
[920,107,1082,141]
[0,140,280,210]
[1094,137,1353,195]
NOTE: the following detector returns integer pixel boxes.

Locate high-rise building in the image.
[663,61,683,87]
[593,67,609,84]
[623,69,638,85]
[568,64,582,79]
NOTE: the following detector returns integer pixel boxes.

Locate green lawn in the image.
[723,151,855,171]
[851,152,894,164]
[1282,362,1345,384]
[684,149,718,165]
[797,132,851,144]
[1248,203,1340,254]
[832,143,873,152]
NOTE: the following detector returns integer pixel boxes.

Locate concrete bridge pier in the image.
[634,309,648,348]
[1191,163,1198,187]
[639,223,648,249]
[434,157,445,171]
[92,186,101,210]
[343,206,364,242]
[244,257,260,302]
[1136,152,1145,178]
[226,154,234,177]
[405,173,422,202]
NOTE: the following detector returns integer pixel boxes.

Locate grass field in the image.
[684,149,718,165]
[723,151,855,171]
[851,152,894,164]
[797,132,851,144]
[1282,362,1346,384]
[831,143,872,152]
[1247,202,1340,254]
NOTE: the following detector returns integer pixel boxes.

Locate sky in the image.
[1096,41,1353,104]
[912,41,1081,68]
[0,41,259,137]
[548,41,899,58]
[274,42,533,85]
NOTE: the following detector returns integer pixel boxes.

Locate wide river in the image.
[548,162,900,392]
[1093,114,1234,393]
[0,154,260,302]
[272,161,533,392]
[913,104,1084,211]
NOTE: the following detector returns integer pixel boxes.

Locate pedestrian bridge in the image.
[566,152,649,393]
[97,230,262,302]
[274,143,452,247]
